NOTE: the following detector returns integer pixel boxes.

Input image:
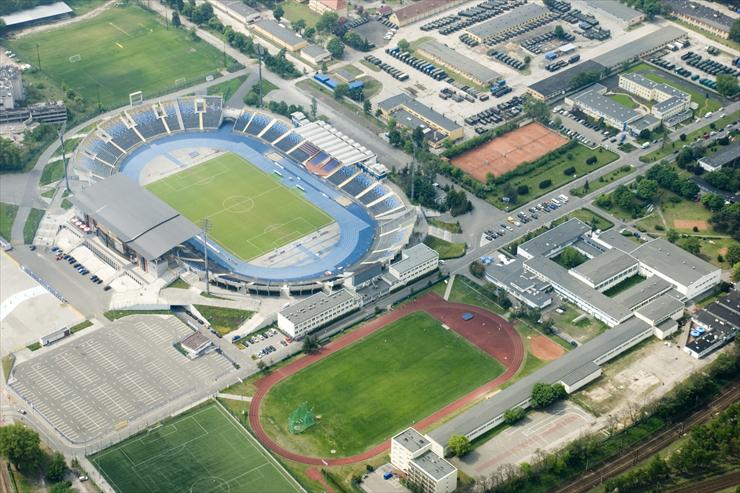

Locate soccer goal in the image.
[68,54,81,63]
[288,402,316,434]
[175,77,187,87]
[129,91,143,106]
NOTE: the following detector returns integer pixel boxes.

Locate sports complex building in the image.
[70,95,418,297]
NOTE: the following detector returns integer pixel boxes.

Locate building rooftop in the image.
[560,361,600,387]
[181,331,210,352]
[630,114,660,133]
[391,243,438,275]
[393,428,429,453]
[411,450,456,480]
[705,303,740,328]
[467,4,549,40]
[254,20,305,47]
[216,0,259,18]
[71,174,199,260]
[485,258,551,308]
[392,0,461,24]
[528,60,607,100]
[379,93,461,134]
[667,0,735,32]
[590,0,643,22]
[570,84,641,124]
[699,141,740,169]
[295,120,376,165]
[630,238,719,288]
[1,1,72,27]
[571,248,638,286]
[418,40,499,84]
[593,26,685,68]
[351,262,385,285]
[593,229,641,253]
[636,293,684,324]
[614,275,673,310]
[302,44,331,59]
[620,73,689,102]
[428,316,651,446]
[518,218,591,258]
[280,288,358,325]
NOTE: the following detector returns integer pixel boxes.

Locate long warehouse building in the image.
[417,40,500,86]
[390,0,467,27]
[466,3,551,43]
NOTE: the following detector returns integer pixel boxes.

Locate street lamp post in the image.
[58,123,70,194]
[199,219,212,295]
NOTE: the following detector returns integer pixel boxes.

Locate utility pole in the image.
[35,44,41,69]
[256,45,264,108]
[58,123,70,194]
[222,37,226,68]
[200,219,212,295]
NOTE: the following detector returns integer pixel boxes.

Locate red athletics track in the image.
[248,292,524,466]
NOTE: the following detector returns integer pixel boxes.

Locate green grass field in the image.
[8,5,225,109]
[261,312,504,457]
[90,402,301,493]
[147,153,332,261]
[608,93,638,109]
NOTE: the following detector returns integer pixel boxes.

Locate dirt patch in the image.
[530,335,565,361]
[719,247,728,256]
[451,122,568,183]
[673,219,708,230]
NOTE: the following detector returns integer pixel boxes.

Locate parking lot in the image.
[10,315,235,443]
[483,193,571,242]
[236,326,297,363]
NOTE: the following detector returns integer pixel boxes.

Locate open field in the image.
[260,311,505,458]
[549,302,608,344]
[556,208,614,231]
[90,401,301,493]
[424,236,466,259]
[0,203,18,241]
[207,75,247,101]
[147,152,332,261]
[570,165,634,197]
[281,0,322,28]
[452,123,569,183]
[8,5,226,109]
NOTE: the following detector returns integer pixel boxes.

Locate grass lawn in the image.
[40,160,65,186]
[438,275,507,316]
[8,5,227,109]
[423,236,466,259]
[552,246,588,269]
[2,355,14,382]
[90,401,301,493]
[61,198,73,210]
[0,202,18,241]
[428,218,462,233]
[556,208,614,231]
[488,145,619,210]
[608,93,638,109]
[281,0,322,28]
[147,153,332,260]
[207,74,247,101]
[697,237,740,270]
[103,309,171,320]
[168,278,190,289]
[70,320,93,334]
[41,189,55,199]
[638,193,714,235]
[23,208,45,244]
[570,166,634,197]
[618,142,637,153]
[549,303,608,344]
[261,312,504,457]
[359,59,381,72]
[603,274,646,297]
[67,0,109,15]
[194,305,253,336]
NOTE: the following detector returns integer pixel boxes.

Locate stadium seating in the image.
[274,132,302,152]
[177,98,200,130]
[202,96,223,129]
[378,210,415,235]
[131,107,167,140]
[84,138,122,165]
[327,165,357,186]
[359,184,389,205]
[261,121,290,143]
[374,230,405,251]
[233,110,252,132]
[245,113,271,136]
[103,119,142,152]
[163,101,182,132]
[79,155,114,179]
[321,158,341,174]
[341,172,374,197]
[369,195,402,217]
[289,142,319,163]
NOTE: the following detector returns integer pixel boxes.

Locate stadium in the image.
[70,96,416,294]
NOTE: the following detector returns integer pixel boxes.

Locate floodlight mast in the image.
[200,219,212,295]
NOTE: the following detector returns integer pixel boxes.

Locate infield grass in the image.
[146,153,333,261]
[8,5,225,109]
[89,401,301,493]
[261,312,504,457]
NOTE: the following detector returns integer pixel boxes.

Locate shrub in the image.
[517,184,529,195]
[586,156,598,165]
[563,166,576,176]
[539,179,552,189]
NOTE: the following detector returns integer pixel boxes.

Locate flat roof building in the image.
[518,218,592,259]
[390,0,467,27]
[570,248,639,291]
[666,0,735,39]
[180,331,213,359]
[589,0,645,26]
[466,4,550,43]
[387,243,439,289]
[698,141,740,173]
[417,40,500,86]
[277,288,361,338]
[1,1,73,29]
[308,0,347,15]
[566,83,643,131]
[301,44,332,66]
[252,20,308,51]
[686,290,739,358]
[378,94,463,146]
[391,428,457,493]
[593,26,686,71]
[619,73,691,121]
[485,258,552,309]
[527,60,607,102]
[208,0,260,24]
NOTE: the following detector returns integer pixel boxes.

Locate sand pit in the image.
[674,219,709,230]
[530,335,565,361]
[451,122,569,183]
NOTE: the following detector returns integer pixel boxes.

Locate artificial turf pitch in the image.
[8,5,225,108]
[89,402,301,493]
[147,152,333,261]
[261,312,505,457]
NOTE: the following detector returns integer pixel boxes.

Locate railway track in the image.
[666,470,740,493]
[554,384,740,493]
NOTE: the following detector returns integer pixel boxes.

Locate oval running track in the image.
[248,291,525,466]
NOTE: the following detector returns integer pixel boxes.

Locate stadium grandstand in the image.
[71,97,416,292]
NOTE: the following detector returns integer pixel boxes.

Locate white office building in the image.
[386,243,439,290]
[277,288,361,338]
[391,428,457,493]
[618,73,691,120]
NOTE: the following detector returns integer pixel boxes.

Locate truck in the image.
[641,142,650,149]
[545,51,558,61]
[568,54,581,64]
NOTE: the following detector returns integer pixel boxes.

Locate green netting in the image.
[288,402,316,434]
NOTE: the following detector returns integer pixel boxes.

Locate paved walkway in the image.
[248,292,524,466]
[216,393,251,402]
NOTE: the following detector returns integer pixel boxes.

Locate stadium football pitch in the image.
[8,5,225,108]
[89,402,301,493]
[261,312,505,457]
[147,152,333,261]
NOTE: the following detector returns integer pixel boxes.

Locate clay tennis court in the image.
[452,122,569,183]
[249,292,523,466]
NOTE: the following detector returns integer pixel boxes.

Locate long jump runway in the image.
[248,292,524,466]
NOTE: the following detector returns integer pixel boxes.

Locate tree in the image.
[710,203,740,240]
[682,236,701,255]
[50,482,74,493]
[530,383,567,409]
[469,261,485,279]
[412,126,425,149]
[446,189,472,216]
[447,434,472,457]
[716,74,740,98]
[701,193,725,212]
[557,246,586,268]
[638,128,652,140]
[523,98,550,123]
[46,452,67,483]
[732,263,740,282]
[635,178,659,201]
[568,70,601,90]
[333,83,348,99]
[504,407,526,425]
[302,334,320,354]
[316,12,339,34]
[583,179,590,192]
[304,26,316,40]
[0,137,23,172]
[0,423,41,471]
[679,133,687,141]
[667,229,679,243]
[553,25,565,39]
[397,39,410,51]
[326,36,344,58]
[726,244,740,266]
[172,10,181,28]
[731,18,740,43]
[363,99,371,114]
[292,18,306,33]
[310,96,317,119]
[256,360,268,373]
[0,19,6,39]
[272,5,284,21]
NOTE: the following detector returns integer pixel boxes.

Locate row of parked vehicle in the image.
[386,47,449,81]
[377,16,398,30]
[483,11,559,46]
[364,55,409,81]
[459,33,480,47]
[438,0,527,35]
[421,16,457,31]
[521,31,575,55]
[465,95,523,129]
[344,16,368,29]
[581,26,610,41]
[547,0,571,13]
[50,246,107,287]
[682,51,739,77]
[487,49,527,70]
